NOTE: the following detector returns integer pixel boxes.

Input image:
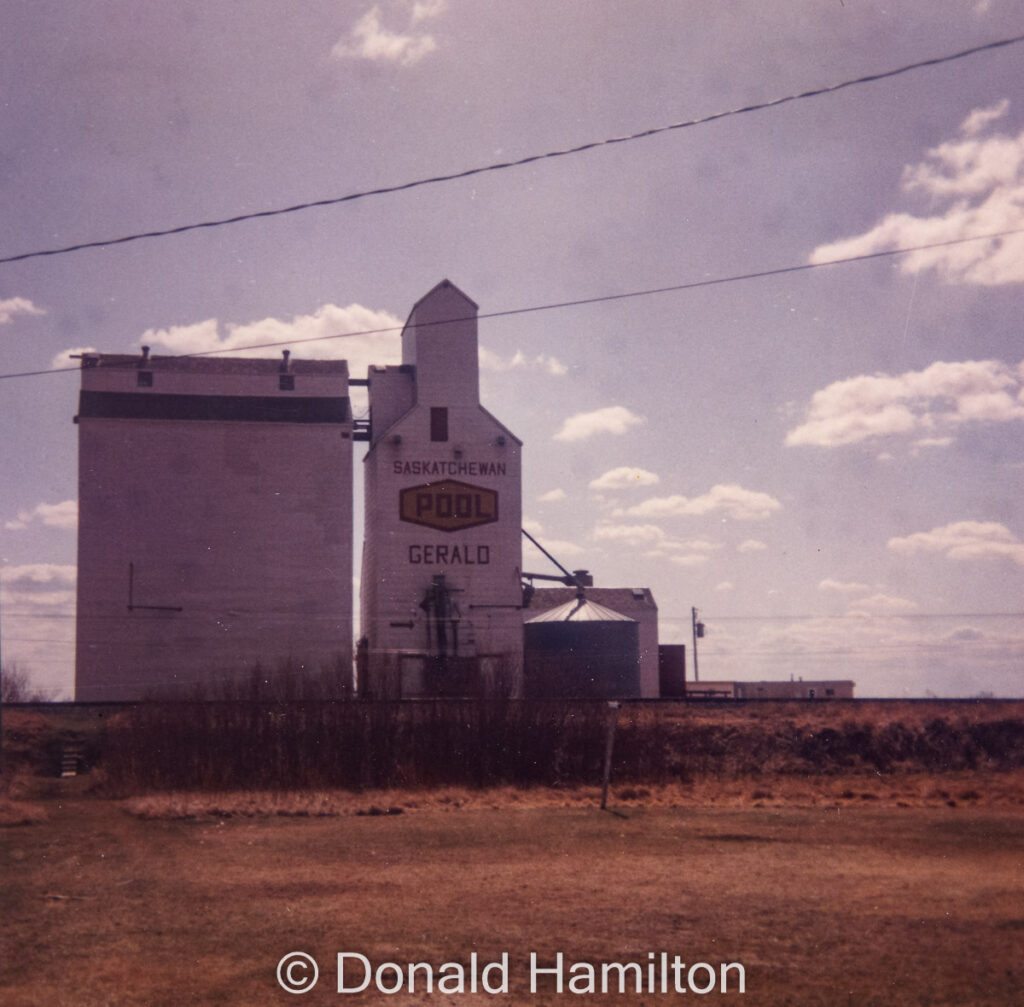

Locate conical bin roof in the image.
[525,594,635,623]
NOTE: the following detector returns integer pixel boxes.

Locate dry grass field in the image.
[3,702,1024,1005]
[3,793,1024,1006]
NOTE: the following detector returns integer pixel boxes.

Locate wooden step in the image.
[59,741,85,778]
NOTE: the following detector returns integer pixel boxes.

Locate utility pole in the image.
[691,607,705,682]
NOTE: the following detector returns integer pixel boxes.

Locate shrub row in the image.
[95,704,1024,793]
[101,700,610,792]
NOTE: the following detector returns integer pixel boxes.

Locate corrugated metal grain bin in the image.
[524,595,641,698]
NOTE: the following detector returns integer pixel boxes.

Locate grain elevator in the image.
[73,281,524,700]
[358,281,524,697]
[71,281,852,702]
[74,353,353,699]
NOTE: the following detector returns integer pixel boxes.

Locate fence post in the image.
[600,701,620,810]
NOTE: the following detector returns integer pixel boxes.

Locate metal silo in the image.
[524,592,641,698]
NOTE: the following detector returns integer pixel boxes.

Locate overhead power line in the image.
[1,225,1021,382]
[2,33,1022,268]
[659,612,1024,622]
[9,609,1024,621]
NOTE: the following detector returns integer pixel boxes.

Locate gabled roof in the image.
[408,279,479,318]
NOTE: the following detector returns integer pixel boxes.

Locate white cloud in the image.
[715,581,734,592]
[0,563,77,587]
[332,4,443,66]
[818,580,920,618]
[665,538,722,566]
[1,565,76,699]
[847,593,920,616]
[701,610,1024,697]
[888,521,1024,565]
[593,523,665,547]
[961,99,1009,137]
[618,484,782,522]
[411,0,447,23]
[136,303,403,379]
[479,347,568,376]
[2,589,76,608]
[1,564,77,610]
[596,524,725,567]
[554,405,644,442]
[737,539,768,553]
[537,488,566,503]
[785,357,1024,447]
[663,538,721,553]
[537,354,569,377]
[526,538,586,560]
[0,297,45,325]
[734,615,910,666]
[588,467,660,491]
[522,528,586,573]
[5,500,78,531]
[50,346,97,370]
[809,101,1024,285]
[521,519,587,563]
[522,517,545,538]
[819,578,871,595]
[479,347,525,371]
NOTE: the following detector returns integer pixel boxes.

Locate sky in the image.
[1,0,1022,699]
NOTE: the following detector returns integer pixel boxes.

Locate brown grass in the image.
[5,703,1024,1004]
[116,767,1024,822]
[660,698,1024,729]
[5,704,1024,1005]
[0,795,48,826]
[2,794,1023,1005]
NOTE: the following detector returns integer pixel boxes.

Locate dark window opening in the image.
[137,371,153,387]
[279,374,295,391]
[430,407,448,442]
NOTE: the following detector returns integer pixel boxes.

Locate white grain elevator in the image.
[74,353,353,699]
[359,280,524,697]
[73,281,522,701]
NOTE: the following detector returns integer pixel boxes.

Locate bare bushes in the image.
[93,702,1024,795]
[1,663,45,703]
[100,700,612,793]
[662,716,1024,777]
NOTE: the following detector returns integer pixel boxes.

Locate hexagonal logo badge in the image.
[399,480,499,532]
